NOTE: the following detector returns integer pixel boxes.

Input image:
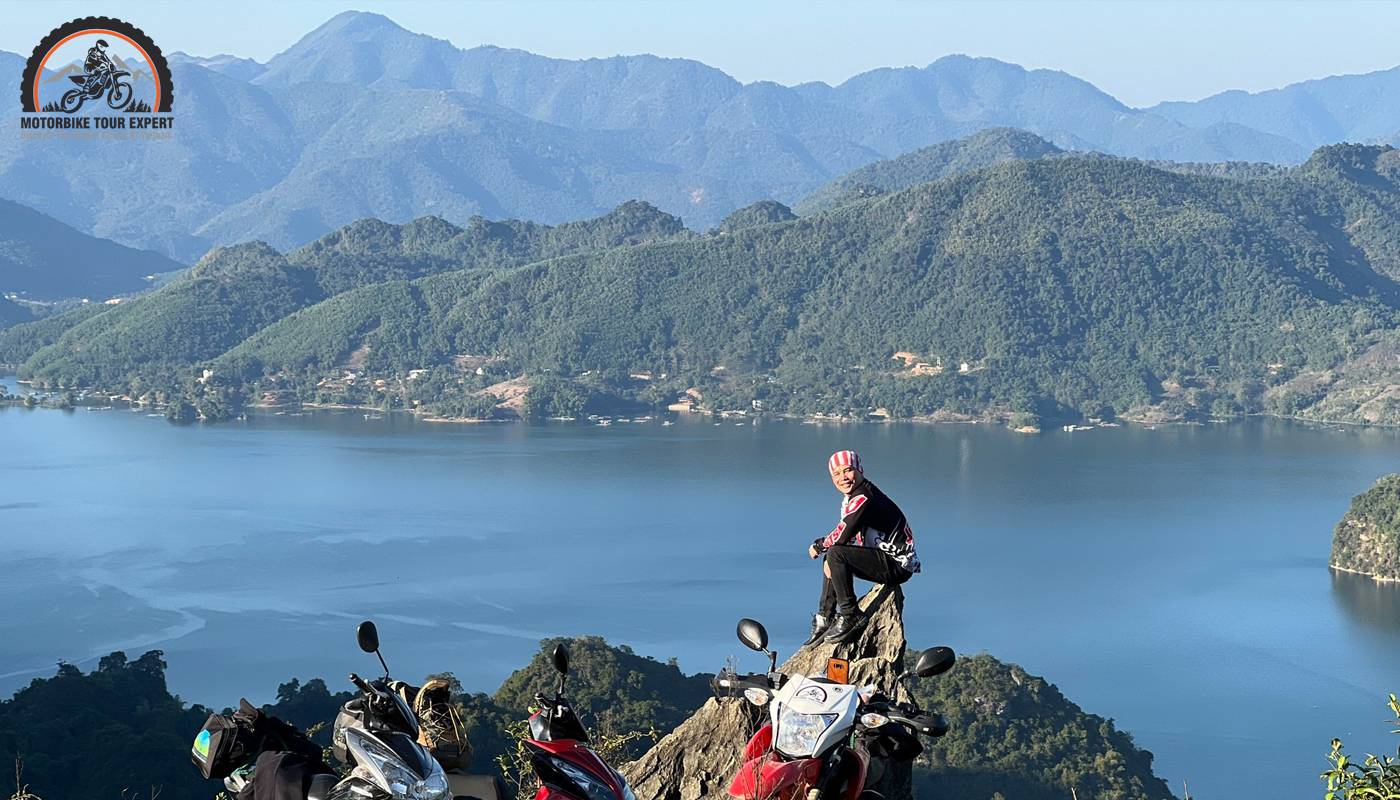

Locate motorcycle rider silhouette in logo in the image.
[60,38,134,113]
[83,39,114,92]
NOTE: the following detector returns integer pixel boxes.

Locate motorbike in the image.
[60,69,134,113]
[225,620,455,800]
[714,618,954,800]
[520,643,638,800]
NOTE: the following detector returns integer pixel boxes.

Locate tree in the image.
[1322,695,1400,799]
[165,398,195,424]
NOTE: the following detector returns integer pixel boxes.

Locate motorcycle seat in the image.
[307,773,336,800]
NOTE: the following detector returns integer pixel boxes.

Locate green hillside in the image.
[18,243,322,388]
[795,128,1064,215]
[6,202,686,395]
[1331,474,1400,581]
[216,144,1400,425]
[0,303,111,367]
[10,143,1400,427]
[910,653,1173,800]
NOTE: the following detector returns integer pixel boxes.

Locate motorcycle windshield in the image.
[379,730,435,779]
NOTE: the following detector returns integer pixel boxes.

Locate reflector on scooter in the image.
[859,712,889,728]
[743,687,771,706]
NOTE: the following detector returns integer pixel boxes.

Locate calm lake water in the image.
[4,375,1399,799]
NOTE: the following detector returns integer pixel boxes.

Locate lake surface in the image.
[4,375,1399,799]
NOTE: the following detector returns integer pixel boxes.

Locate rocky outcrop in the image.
[1331,474,1400,582]
[622,584,910,800]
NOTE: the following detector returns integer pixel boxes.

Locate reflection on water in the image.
[1331,568,1400,632]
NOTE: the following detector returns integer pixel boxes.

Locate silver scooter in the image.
[225,621,455,800]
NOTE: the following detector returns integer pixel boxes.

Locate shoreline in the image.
[6,375,1400,431]
[1329,562,1400,584]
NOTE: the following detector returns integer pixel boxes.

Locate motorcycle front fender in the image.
[742,724,773,762]
[727,753,821,800]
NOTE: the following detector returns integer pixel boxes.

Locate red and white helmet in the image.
[827,450,862,474]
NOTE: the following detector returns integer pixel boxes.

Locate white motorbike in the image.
[226,621,494,800]
[715,618,954,800]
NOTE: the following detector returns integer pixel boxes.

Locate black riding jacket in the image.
[813,478,920,573]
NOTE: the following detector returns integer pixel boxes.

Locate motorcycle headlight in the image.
[549,755,626,800]
[345,729,451,800]
[774,710,839,758]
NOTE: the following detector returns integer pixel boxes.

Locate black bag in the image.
[191,699,263,780]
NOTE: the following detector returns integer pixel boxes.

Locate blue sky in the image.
[2,0,1398,107]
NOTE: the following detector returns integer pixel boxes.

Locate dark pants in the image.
[819,545,910,617]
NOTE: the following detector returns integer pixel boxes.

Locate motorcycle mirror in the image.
[552,643,570,675]
[736,618,769,653]
[913,646,956,678]
[356,621,380,654]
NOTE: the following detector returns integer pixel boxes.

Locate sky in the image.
[1,0,1398,108]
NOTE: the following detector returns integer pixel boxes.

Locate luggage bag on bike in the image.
[191,709,260,780]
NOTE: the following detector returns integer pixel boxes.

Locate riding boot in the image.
[803,613,832,646]
[823,612,867,644]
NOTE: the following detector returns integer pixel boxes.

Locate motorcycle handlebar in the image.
[885,712,948,737]
[349,672,371,693]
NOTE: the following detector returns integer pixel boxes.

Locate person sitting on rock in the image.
[806,450,920,645]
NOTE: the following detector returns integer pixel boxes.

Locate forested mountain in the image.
[0,198,183,301]
[1331,474,1400,581]
[1,202,685,387]
[1149,65,1400,152]
[798,129,1298,217]
[0,304,107,366]
[215,144,1400,425]
[0,296,30,330]
[716,200,798,232]
[910,653,1172,800]
[1,640,1172,800]
[8,142,1400,426]
[4,12,1399,260]
[167,51,268,81]
[796,128,1065,214]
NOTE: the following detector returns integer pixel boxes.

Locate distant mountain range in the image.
[0,198,182,301]
[5,11,1400,262]
[0,297,29,331]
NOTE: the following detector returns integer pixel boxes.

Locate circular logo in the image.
[20,16,173,114]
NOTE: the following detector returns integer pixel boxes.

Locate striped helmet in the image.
[828,450,862,474]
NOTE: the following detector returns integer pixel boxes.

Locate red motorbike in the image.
[715,619,954,800]
[522,643,638,800]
